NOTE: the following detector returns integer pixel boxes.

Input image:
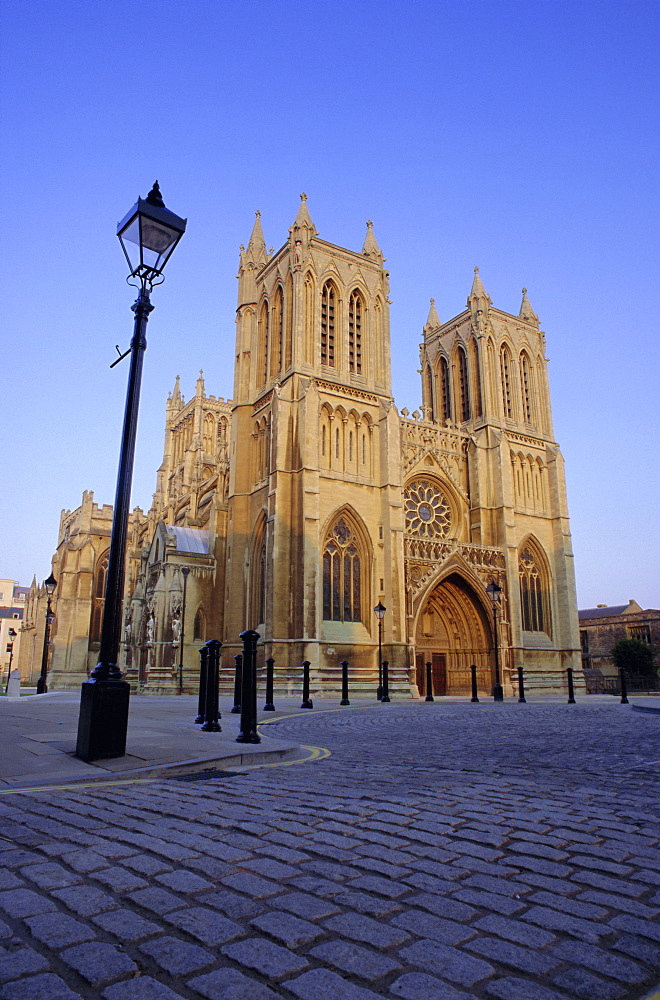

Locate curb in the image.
[0,741,299,793]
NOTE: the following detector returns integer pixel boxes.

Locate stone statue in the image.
[146,612,155,646]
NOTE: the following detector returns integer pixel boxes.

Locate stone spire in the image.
[362,220,384,262]
[468,267,491,333]
[168,375,184,413]
[292,192,317,235]
[469,267,490,305]
[426,297,441,330]
[519,287,539,326]
[196,370,205,397]
[244,211,268,268]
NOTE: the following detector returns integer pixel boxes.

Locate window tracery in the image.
[404,479,452,538]
[322,516,362,622]
[519,545,549,634]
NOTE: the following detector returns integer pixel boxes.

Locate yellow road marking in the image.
[234,743,331,770]
[0,711,338,794]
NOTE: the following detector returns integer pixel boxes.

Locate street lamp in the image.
[76,182,186,761]
[178,567,190,694]
[486,580,504,702]
[36,574,57,694]
[374,602,386,700]
[4,627,17,692]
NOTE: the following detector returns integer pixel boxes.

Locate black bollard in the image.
[340,660,350,706]
[195,643,208,723]
[301,660,313,709]
[425,661,434,702]
[517,666,526,704]
[619,667,629,705]
[470,664,479,703]
[231,654,242,713]
[237,630,260,744]
[264,657,275,711]
[567,666,576,704]
[201,639,222,732]
[381,660,391,702]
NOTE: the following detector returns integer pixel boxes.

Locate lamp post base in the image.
[76,677,130,761]
[493,684,504,702]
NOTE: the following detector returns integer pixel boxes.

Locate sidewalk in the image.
[0,691,301,791]
[1,689,657,792]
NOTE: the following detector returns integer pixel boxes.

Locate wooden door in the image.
[415,652,426,694]
[432,653,447,696]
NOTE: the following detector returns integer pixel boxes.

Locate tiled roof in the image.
[0,608,23,619]
[578,605,629,620]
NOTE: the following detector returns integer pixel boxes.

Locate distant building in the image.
[579,601,660,680]
[0,579,27,685]
[40,198,582,697]
[17,494,144,688]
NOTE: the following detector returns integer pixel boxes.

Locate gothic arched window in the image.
[348,289,363,374]
[440,356,452,422]
[520,352,534,424]
[258,300,269,385]
[285,273,293,369]
[203,413,215,454]
[89,551,108,643]
[272,286,284,377]
[322,516,362,623]
[257,538,266,626]
[519,545,550,635]
[470,338,482,418]
[194,608,206,642]
[500,345,513,419]
[457,347,470,421]
[321,281,337,367]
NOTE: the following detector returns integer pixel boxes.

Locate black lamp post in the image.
[486,581,504,702]
[36,574,57,694]
[4,627,17,692]
[178,567,190,694]
[76,182,186,761]
[374,601,386,700]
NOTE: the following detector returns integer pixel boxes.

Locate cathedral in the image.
[25,196,581,698]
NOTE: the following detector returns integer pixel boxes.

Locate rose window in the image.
[405,480,452,537]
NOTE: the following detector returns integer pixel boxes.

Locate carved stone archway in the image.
[414,572,494,697]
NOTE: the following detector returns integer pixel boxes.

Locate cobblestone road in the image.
[0,701,659,1000]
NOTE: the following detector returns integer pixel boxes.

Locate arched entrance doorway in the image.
[414,572,493,697]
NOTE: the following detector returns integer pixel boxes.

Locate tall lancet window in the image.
[519,545,550,634]
[273,286,284,377]
[500,345,513,419]
[440,356,452,422]
[458,347,470,421]
[259,300,269,386]
[322,517,362,623]
[348,290,363,374]
[520,352,533,424]
[285,273,293,369]
[321,281,336,367]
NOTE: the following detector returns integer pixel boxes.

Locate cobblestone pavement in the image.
[0,701,659,1000]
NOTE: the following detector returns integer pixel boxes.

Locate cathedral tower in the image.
[409,269,580,694]
[224,197,407,688]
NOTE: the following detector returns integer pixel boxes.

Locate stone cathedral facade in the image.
[34,197,581,697]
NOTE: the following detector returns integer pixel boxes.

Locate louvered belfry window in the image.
[348,290,363,374]
[321,282,336,367]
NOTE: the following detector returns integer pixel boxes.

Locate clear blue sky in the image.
[1,0,658,609]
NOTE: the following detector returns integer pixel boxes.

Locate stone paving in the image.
[0,700,659,1000]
